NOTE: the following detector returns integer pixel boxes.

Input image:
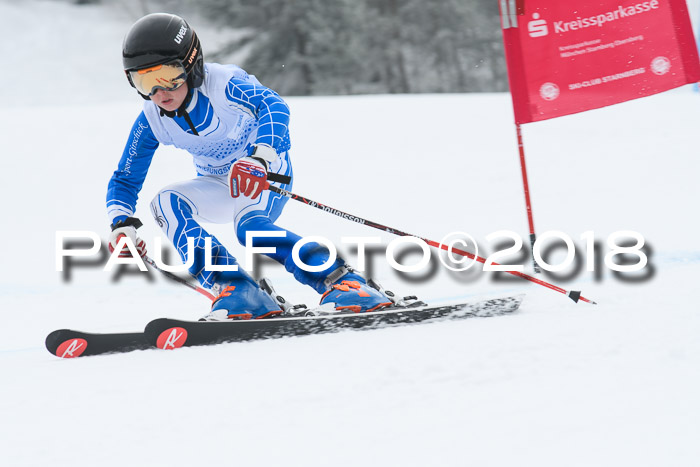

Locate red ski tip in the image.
[156,327,188,350]
[56,338,88,358]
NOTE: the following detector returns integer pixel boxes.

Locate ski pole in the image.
[143,255,216,301]
[268,186,596,305]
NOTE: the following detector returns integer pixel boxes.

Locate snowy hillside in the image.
[1,1,699,466]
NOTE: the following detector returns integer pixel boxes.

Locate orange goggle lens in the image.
[129,62,187,96]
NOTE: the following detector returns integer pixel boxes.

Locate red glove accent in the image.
[228,157,270,199]
[108,229,147,258]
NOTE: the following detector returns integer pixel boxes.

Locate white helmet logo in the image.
[174,25,187,44]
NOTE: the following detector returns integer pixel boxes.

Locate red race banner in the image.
[500,0,700,123]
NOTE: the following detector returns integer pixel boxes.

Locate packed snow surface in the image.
[1,1,699,466]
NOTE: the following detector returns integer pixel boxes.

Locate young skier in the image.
[107,13,392,320]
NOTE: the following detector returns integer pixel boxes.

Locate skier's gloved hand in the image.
[228,144,278,199]
[228,157,269,199]
[109,217,147,258]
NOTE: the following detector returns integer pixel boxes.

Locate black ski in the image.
[144,295,524,350]
[45,329,150,358]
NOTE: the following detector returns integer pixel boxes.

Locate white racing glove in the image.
[109,217,147,258]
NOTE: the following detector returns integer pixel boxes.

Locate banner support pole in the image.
[515,122,540,273]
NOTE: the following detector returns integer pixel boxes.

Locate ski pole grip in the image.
[267,172,291,185]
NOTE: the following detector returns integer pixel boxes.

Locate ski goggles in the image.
[128,61,187,96]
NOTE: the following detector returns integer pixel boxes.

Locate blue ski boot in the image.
[320,267,393,313]
[203,279,283,321]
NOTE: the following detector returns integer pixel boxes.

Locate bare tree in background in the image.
[103,0,508,95]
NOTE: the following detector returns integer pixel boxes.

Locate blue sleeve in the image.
[106,112,160,225]
[225,78,291,153]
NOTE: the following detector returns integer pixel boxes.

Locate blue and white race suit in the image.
[107,63,339,292]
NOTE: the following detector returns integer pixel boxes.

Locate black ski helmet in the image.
[122,13,204,98]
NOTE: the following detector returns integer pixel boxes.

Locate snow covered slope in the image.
[1,1,699,466]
